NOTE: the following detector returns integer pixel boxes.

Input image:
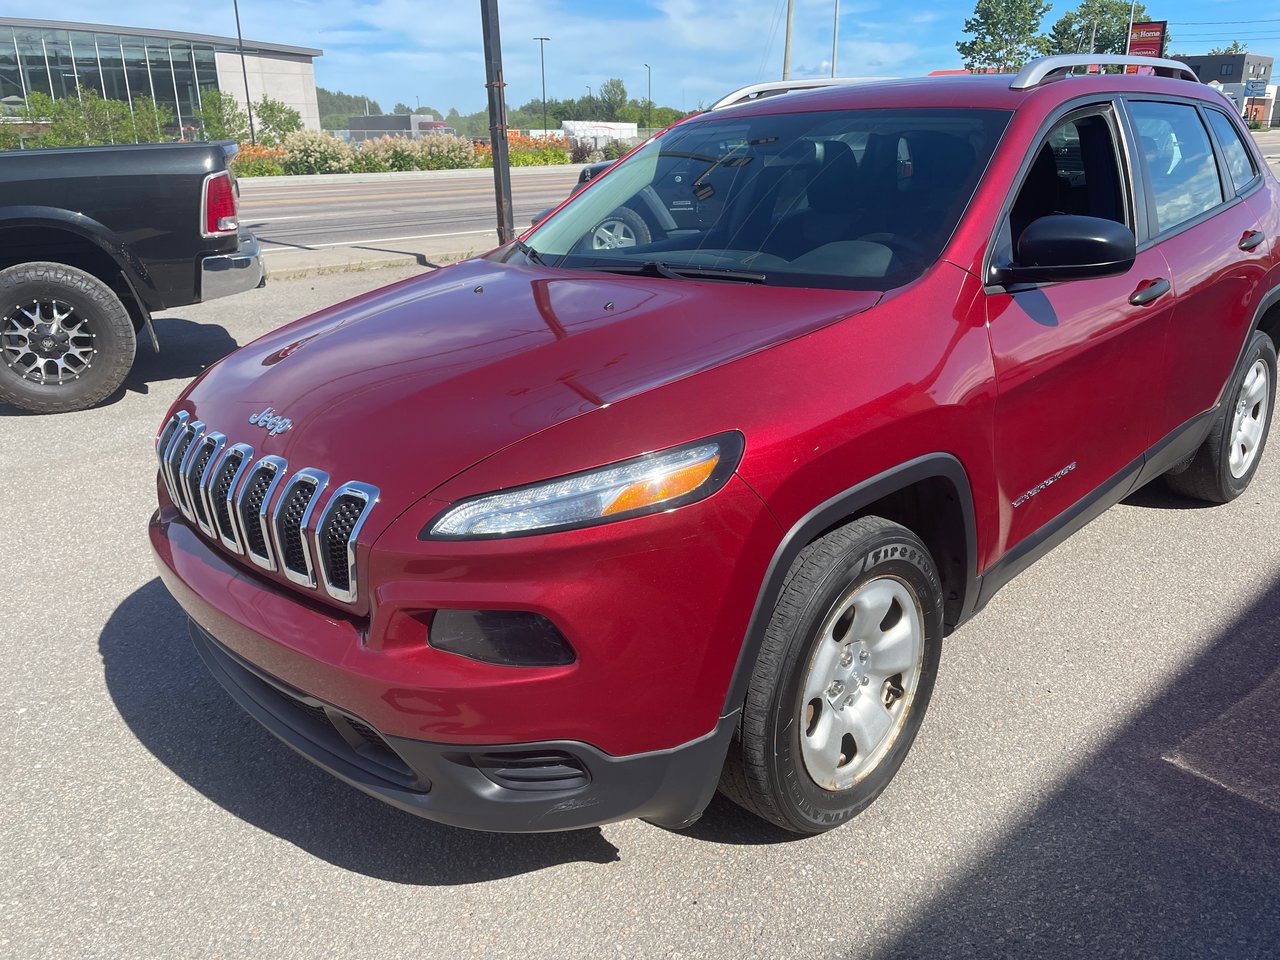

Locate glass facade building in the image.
[0,18,322,131]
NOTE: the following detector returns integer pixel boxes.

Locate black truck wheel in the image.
[0,262,136,414]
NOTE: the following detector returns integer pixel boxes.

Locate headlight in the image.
[425,432,744,539]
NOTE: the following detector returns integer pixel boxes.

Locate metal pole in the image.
[832,0,839,77]
[782,0,794,80]
[534,37,549,135]
[644,62,650,132]
[1125,0,1137,54]
[482,0,515,245]
[233,0,256,144]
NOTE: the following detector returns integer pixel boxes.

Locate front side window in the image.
[1205,109,1258,193]
[1006,110,1127,254]
[518,107,1010,291]
[1129,101,1224,234]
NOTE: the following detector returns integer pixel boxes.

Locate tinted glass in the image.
[1205,109,1258,193]
[523,108,1011,291]
[1008,112,1126,253]
[1129,101,1224,233]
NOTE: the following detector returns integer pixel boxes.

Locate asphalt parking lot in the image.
[3,265,1279,959]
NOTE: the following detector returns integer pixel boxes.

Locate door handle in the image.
[1129,278,1171,306]
[1239,230,1266,251]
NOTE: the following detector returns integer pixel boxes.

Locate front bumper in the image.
[190,618,736,832]
[200,231,265,302]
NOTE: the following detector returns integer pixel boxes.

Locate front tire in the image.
[0,262,136,414]
[1166,330,1276,503]
[718,517,944,834]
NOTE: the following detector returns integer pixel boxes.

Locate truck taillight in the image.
[203,171,239,236]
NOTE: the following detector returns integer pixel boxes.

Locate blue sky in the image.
[44,0,1280,114]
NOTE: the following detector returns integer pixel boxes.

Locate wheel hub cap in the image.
[1228,359,1269,479]
[1,299,95,385]
[799,576,924,792]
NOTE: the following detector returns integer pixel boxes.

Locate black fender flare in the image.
[720,453,978,718]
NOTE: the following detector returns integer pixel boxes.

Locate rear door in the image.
[984,100,1173,558]
[1125,99,1272,442]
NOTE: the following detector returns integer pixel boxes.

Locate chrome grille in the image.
[314,482,379,603]
[272,469,328,587]
[155,412,375,604]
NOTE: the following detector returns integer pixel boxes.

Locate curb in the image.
[266,249,479,280]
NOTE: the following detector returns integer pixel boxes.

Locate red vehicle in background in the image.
[151,55,1278,834]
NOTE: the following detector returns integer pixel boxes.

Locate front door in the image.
[985,103,1174,558]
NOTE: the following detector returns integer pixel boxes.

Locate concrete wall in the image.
[215,50,320,131]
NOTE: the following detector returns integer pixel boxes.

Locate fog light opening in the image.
[428,609,576,667]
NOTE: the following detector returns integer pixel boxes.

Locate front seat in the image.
[760,140,862,260]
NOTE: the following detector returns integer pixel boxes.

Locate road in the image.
[238,167,582,274]
[2,265,1279,959]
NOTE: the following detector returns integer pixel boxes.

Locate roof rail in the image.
[1010,55,1198,90]
[710,76,893,111]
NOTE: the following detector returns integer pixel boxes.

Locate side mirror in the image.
[992,215,1136,285]
[531,207,554,226]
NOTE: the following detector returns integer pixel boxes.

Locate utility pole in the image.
[481,0,514,245]
[831,0,839,77]
[782,0,795,80]
[643,62,651,132]
[1125,0,1138,54]
[1089,20,1098,55]
[233,0,256,144]
[534,36,550,135]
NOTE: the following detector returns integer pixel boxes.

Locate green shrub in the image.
[359,135,419,171]
[350,145,391,172]
[417,134,475,170]
[280,129,353,174]
[602,139,631,161]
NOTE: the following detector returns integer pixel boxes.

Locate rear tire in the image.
[0,262,135,414]
[718,517,944,834]
[1166,330,1275,503]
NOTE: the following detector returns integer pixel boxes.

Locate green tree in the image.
[1207,40,1247,55]
[17,87,174,147]
[392,102,413,115]
[321,112,349,130]
[315,86,380,121]
[957,0,1052,72]
[253,95,302,146]
[596,78,628,120]
[196,89,249,142]
[1048,0,1153,55]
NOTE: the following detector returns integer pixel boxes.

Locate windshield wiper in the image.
[513,237,545,266]
[579,260,767,284]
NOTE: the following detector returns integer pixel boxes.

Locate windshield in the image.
[516,107,1010,290]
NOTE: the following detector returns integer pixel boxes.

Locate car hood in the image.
[178,259,880,508]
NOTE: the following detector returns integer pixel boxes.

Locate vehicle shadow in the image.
[122,316,240,396]
[863,574,1280,959]
[1121,478,1219,510]
[99,578,621,883]
[0,316,241,417]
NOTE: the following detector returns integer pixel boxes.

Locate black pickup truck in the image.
[0,141,264,413]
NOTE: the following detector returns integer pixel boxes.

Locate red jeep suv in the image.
[151,56,1279,834]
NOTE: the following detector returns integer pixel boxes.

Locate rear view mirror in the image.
[993,215,1136,285]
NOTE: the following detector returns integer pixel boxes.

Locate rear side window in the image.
[1129,101,1224,234]
[1204,109,1259,193]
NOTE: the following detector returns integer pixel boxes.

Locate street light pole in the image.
[831,0,840,77]
[232,0,256,144]
[643,62,651,132]
[534,36,550,135]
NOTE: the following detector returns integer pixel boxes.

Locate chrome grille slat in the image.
[155,412,187,503]
[314,482,379,604]
[272,469,328,588]
[235,455,287,570]
[183,432,225,537]
[203,442,254,554]
[171,421,206,522]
